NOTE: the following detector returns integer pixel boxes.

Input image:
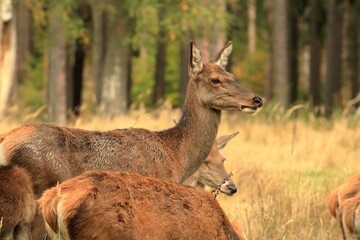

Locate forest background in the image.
[1,1,360,239]
[0,0,359,123]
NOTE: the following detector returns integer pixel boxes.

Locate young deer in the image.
[38,170,241,240]
[0,41,262,239]
[327,174,360,240]
[183,131,239,196]
[0,165,35,240]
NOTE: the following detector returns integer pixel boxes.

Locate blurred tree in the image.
[273,0,289,108]
[309,0,324,113]
[288,1,300,105]
[91,1,105,107]
[347,0,359,108]
[194,0,227,63]
[0,0,31,116]
[15,0,30,84]
[48,1,67,124]
[69,4,91,116]
[325,0,343,118]
[153,4,167,105]
[0,0,16,119]
[248,0,256,53]
[100,1,130,115]
[179,39,189,106]
[264,0,274,101]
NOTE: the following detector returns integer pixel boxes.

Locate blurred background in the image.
[1,1,360,239]
[0,0,359,124]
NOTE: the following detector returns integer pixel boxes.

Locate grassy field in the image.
[1,105,359,239]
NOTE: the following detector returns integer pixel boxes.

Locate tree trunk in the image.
[288,2,298,105]
[348,0,359,108]
[309,0,323,112]
[273,0,289,108]
[0,0,16,119]
[100,3,129,115]
[48,5,67,125]
[247,0,256,53]
[15,0,30,83]
[179,39,189,107]
[71,38,85,116]
[91,4,106,106]
[153,15,167,105]
[325,0,343,118]
[264,0,274,101]
[195,0,226,63]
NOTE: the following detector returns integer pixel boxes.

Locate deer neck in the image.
[159,80,221,182]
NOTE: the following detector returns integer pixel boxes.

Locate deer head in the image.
[189,41,263,113]
[190,131,239,196]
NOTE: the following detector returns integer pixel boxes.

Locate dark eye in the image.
[211,79,221,85]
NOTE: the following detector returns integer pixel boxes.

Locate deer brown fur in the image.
[38,170,241,240]
[0,41,262,239]
[183,131,239,196]
[327,174,360,240]
[0,165,35,240]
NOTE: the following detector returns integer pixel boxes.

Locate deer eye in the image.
[211,79,221,85]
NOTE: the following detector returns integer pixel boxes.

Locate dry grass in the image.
[0,105,359,239]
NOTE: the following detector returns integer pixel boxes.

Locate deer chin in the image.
[220,185,237,196]
[239,105,257,114]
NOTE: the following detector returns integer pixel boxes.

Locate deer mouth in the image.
[239,105,258,113]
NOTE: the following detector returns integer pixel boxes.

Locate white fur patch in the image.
[0,144,8,166]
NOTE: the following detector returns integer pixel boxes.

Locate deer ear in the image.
[216,131,239,149]
[189,41,203,76]
[212,41,233,68]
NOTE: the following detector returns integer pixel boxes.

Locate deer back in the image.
[38,170,238,240]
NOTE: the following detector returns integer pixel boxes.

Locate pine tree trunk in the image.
[92,4,105,106]
[247,0,256,53]
[100,3,129,115]
[264,0,274,101]
[48,5,67,124]
[195,0,226,63]
[179,39,189,107]
[348,0,359,108]
[153,14,167,105]
[14,0,30,83]
[0,0,16,119]
[71,38,85,116]
[325,0,343,118]
[309,0,323,111]
[288,2,298,105]
[273,0,289,108]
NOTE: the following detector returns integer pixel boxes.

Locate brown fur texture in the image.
[183,132,239,195]
[0,165,35,240]
[230,221,246,240]
[328,187,340,218]
[38,170,239,240]
[0,42,262,239]
[328,174,360,240]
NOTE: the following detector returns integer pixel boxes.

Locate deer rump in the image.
[38,170,240,240]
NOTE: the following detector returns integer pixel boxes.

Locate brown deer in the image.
[183,131,239,196]
[38,170,241,240]
[230,221,247,240]
[0,41,262,239]
[0,165,35,240]
[327,174,360,240]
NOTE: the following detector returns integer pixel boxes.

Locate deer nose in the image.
[227,184,237,194]
[253,96,263,108]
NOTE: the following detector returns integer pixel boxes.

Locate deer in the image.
[183,131,239,196]
[38,170,242,240]
[0,41,262,239]
[327,174,360,240]
[0,165,35,240]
